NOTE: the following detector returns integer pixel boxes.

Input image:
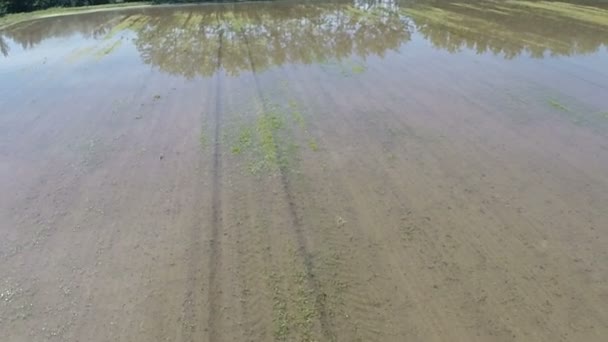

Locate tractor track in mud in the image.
[241,32,335,341]
[206,29,224,342]
[179,82,215,342]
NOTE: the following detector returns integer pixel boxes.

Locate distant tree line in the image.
[0,1,262,16]
[0,1,153,15]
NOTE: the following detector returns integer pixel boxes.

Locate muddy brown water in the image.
[1,0,608,341]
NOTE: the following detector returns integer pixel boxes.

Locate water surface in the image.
[1,1,608,341]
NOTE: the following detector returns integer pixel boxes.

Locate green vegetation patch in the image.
[231,126,252,155]
[337,60,367,77]
[507,1,608,27]
[547,98,571,112]
[289,100,305,129]
[229,103,288,174]
[229,96,320,176]
[351,63,366,74]
[450,3,511,16]
[291,268,317,341]
[544,97,608,127]
[266,243,320,341]
[286,245,318,341]
[308,139,319,152]
[104,14,149,40]
[269,271,290,341]
[65,45,96,63]
[94,39,122,58]
[257,108,284,167]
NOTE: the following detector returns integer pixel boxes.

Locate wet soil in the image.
[1,1,608,341]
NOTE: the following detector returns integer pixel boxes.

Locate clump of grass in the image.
[104,15,148,40]
[267,244,318,341]
[547,98,588,124]
[288,99,307,129]
[269,272,289,341]
[285,245,318,341]
[292,270,317,341]
[308,139,319,152]
[231,126,252,154]
[257,110,284,166]
[230,107,286,174]
[291,110,305,128]
[451,2,511,15]
[338,61,367,77]
[94,39,122,59]
[229,16,247,32]
[351,64,366,74]
[229,97,321,175]
[66,45,96,63]
[547,98,571,112]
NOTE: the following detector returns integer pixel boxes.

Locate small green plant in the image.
[257,110,284,166]
[308,139,319,152]
[269,272,289,341]
[292,270,316,340]
[66,45,96,63]
[288,99,306,128]
[229,107,286,174]
[228,96,320,175]
[547,98,570,112]
[231,126,252,155]
[351,64,366,74]
[94,39,122,58]
[199,129,208,150]
[291,110,305,128]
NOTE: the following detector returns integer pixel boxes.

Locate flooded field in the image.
[1,0,608,341]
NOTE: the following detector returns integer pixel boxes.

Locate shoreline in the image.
[0,2,153,30]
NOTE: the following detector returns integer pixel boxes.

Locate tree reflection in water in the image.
[1,0,608,76]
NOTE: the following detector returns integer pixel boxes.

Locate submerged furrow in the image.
[206,29,224,342]
[241,31,335,341]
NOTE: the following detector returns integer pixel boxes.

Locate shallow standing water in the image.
[1,0,608,341]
